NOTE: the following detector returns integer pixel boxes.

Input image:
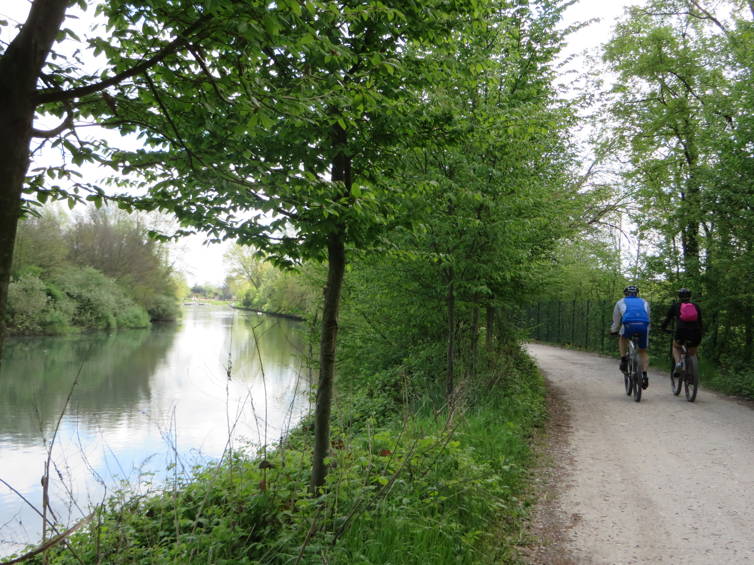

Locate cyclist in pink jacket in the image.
[660,288,703,370]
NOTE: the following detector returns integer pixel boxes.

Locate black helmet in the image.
[678,288,692,301]
[624,285,639,296]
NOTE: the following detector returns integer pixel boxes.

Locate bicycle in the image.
[623,331,643,402]
[613,330,643,402]
[670,338,699,402]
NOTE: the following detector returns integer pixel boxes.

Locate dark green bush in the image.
[53,267,150,330]
[6,275,74,334]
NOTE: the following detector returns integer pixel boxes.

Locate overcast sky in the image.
[2,0,642,287]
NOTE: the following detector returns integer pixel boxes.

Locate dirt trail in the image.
[525,343,754,565]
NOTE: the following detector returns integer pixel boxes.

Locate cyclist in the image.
[660,288,703,370]
[610,285,651,389]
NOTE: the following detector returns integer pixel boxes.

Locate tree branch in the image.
[34,15,211,105]
[143,71,196,171]
[31,112,74,138]
[0,512,93,565]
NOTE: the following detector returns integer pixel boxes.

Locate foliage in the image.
[52,266,150,330]
[0,0,213,352]
[6,266,150,334]
[7,205,181,333]
[601,0,754,364]
[6,275,74,334]
[67,208,180,319]
[228,245,315,317]
[92,0,538,490]
[11,208,70,276]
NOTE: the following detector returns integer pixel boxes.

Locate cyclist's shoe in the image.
[675,361,683,370]
[619,356,628,373]
[642,372,649,389]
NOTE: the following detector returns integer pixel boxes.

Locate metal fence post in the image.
[584,300,589,349]
[571,299,576,345]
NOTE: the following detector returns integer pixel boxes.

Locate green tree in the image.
[386,0,577,396]
[12,208,69,277]
[67,208,178,319]
[0,0,209,352]
[97,0,485,492]
[603,0,754,361]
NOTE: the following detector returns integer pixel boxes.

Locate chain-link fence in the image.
[522,299,677,359]
[523,300,615,355]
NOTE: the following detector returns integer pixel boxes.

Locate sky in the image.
[2,0,642,287]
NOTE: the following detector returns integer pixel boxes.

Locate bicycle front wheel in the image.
[685,356,699,402]
[624,371,632,396]
[670,364,682,396]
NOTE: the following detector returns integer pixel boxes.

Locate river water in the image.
[0,305,309,556]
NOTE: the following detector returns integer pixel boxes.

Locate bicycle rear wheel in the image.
[670,364,682,396]
[624,370,632,395]
[684,356,699,402]
[629,351,642,402]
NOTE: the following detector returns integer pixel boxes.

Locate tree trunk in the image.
[310,229,346,494]
[470,306,479,380]
[745,304,753,362]
[446,275,455,400]
[486,304,494,353]
[679,123,701,281]
[310,120,349,494]
[0,0,68,356]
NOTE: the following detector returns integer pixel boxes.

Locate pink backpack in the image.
[679,302,698,322]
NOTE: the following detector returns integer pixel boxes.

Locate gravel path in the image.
[525,343,754,565]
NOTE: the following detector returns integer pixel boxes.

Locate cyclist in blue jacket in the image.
[610,285,651,389]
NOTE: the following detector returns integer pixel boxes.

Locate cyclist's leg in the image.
[638,348,649,372]
[618,327,629,372]
[632,323,649,371]
[618,333,628,357]
[672,340,684,364]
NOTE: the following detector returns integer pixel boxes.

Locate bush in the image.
[705,359,754,399]
[53,266,150,330]
[116,305,152,329]
[7,275,74,334]
[7,275,49,333]
[145,294,181,321]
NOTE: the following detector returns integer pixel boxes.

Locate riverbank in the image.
[7,343,546,564]
[231,303,306,321]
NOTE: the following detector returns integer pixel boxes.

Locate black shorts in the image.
[675,327,702,347]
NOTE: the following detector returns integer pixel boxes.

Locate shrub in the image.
[53,266,150,330]
[7,275,49,333]
[146,293,181,321]
[7,275,74,334]
[117,305,152,328]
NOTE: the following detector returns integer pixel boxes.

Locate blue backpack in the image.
[622,296,649,324]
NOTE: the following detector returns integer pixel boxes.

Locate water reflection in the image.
[0,306,309,556]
